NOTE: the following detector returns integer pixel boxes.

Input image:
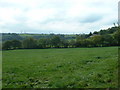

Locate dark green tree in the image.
[50,35,61,48]
[61,39,69,48]
[113,28,120,45]
[102,35,114,46]
[75,35,84,47]
[88,32,92,37]
[2,41,13,50]
[93,31,99,34]
[89,35,103,47]
[69,40,76,48]
[22,37,37,49]
[38,38,48,49]
[11,40,22,49]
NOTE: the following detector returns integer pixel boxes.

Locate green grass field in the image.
[2,47,118,88]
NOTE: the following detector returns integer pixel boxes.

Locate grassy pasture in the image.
[2,47,118,88]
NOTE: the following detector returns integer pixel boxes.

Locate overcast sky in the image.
[0,0,119,34]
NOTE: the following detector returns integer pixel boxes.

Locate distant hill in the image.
[2,33,23,42]
[92,26,118,35]
[1,33,76,42]
[1,26,118,42]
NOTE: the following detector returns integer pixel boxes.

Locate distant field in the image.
[2,33,76,42]
[2,47,118,88]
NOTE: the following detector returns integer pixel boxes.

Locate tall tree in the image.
[113,28,120,45]
[11,40,22,49]
[2,41,13,50]
[38,38,48,48]
[90,35,103,47]
[61,39,69,48]
[102,35,114,46]
[50,35,61,48]
[22,37,37,49]
[88,32,93,37]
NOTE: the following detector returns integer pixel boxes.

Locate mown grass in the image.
[2,47,118,88]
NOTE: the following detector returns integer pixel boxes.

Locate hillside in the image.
[1,26,118,42]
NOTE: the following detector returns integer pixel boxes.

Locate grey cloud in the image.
[103,18,117,26]
[80,14,103,23]
[14,16,27,22]
[0,0,117,34]
[1,23,28,32]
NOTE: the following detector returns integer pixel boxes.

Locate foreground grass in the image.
[2,47,118,88]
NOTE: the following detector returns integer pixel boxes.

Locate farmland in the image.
[2,47,118,88]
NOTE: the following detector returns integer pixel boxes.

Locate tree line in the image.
[2,26,120,50]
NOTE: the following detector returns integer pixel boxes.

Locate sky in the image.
[0,0,119,34]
